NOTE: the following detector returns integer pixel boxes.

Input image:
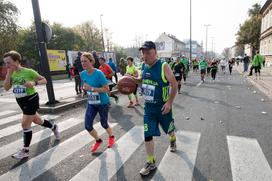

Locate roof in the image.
[260,0,272,14]
[164,33,185,45]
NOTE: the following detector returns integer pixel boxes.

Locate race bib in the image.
[13,85,27,98]
[87,92,101,104]
[142,84,155,102]
[174,73,180,77]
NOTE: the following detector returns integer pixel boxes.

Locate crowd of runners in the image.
[2,41,265,176]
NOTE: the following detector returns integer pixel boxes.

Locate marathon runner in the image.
[125,56,139,108]
[199,57,208,83]
[3,50,60,159]
[133,41,178,176]
[80,52,115,152]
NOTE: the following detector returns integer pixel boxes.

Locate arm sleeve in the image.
[99,71,108,86]
[29,69,40,79]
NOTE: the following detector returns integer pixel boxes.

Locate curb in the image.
[235,66,272,99]
[38,89,119,114]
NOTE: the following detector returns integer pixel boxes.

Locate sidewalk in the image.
[234,64,272,98]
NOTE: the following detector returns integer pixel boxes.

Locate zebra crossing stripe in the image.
[70,126,144,181]
[0,118,82,160]
[0,115,60,138]
[152,131,201,181]
[0,114,22,126]
[227,136,272,181]
[0,98,15,103]
[0,110,17,117]
[0,122,118,181]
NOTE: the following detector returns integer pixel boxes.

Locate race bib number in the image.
[13,85,27,98]
[174,73,180,77]
[142,84,155,102]
[87,92,101,104]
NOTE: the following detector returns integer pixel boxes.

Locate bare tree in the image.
[222,48,231,59]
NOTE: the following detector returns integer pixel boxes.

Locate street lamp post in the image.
[190,0,192,62]
[31,0,57,104]
[211,37,214,58]
[100,14,105,52]
[204,24,211,59]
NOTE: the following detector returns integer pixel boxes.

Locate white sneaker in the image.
[140,161,156,176]
[12,148,29,159]
[52,124,60,140]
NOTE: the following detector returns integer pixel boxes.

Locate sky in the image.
[9,0,265,54]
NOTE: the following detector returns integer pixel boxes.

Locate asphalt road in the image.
[0,70,272,181]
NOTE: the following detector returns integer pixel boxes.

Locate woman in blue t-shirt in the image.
[80,52,115,153]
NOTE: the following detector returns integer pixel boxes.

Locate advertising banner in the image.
[47,49,67,71]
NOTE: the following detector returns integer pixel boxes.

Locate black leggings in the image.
[211,69,217,80]
[75,75,82,93]
[229,65,233,75]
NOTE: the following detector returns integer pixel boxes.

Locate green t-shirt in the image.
[126,65,137,75]
[11,68,39,98]
[252,54,263,67]
[199,60,208,70]
[181,59,189,71]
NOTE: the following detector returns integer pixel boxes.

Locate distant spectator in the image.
[108,57,118,83]
[243,54,250,72]
[71,62,82,95]
[119,58,127,76]
[74,52,83,72]
[92,51,100,69]
[250,50,263,79]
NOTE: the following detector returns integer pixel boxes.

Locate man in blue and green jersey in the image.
[134,41,178,176]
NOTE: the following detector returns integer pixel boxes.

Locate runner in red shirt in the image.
[99,57,119,103]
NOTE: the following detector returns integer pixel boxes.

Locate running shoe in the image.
[12,148,29,159]
[52,124,60,140]
[108,136,115,148]
[135,101,140,106]
[127,102,134,108]
[91,139,103,153]
[140,161,156,176]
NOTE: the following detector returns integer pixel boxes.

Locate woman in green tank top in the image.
[125,56,139,108]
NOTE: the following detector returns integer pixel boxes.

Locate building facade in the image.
[183,40,203,59]
[260,0,272,65]
[155,33,186,58]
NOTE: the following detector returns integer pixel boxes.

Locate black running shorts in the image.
[200,69,206,74]
[16,93,39,115]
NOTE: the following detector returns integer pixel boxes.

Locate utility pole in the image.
[204,24,211,59]
[32,0,57,104]
[190,0,192,62]
[211,37,214,59]
[100,14,105,52]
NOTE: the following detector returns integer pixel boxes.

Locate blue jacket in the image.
[108,60,117,72]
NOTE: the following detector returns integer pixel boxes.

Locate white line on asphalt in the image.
[0,118,83,160]
[227,136,272,181]
[0,110,17,117]
[70,126,143,181]
[0,98,16,103]
[196,82,202,87]
[0,115,60,138]
[152,131,201,181]
[0,122,117,181]
[0,114,22,126]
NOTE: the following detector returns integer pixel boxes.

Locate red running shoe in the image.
[108,136,115,148]
[91,139,103,153]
